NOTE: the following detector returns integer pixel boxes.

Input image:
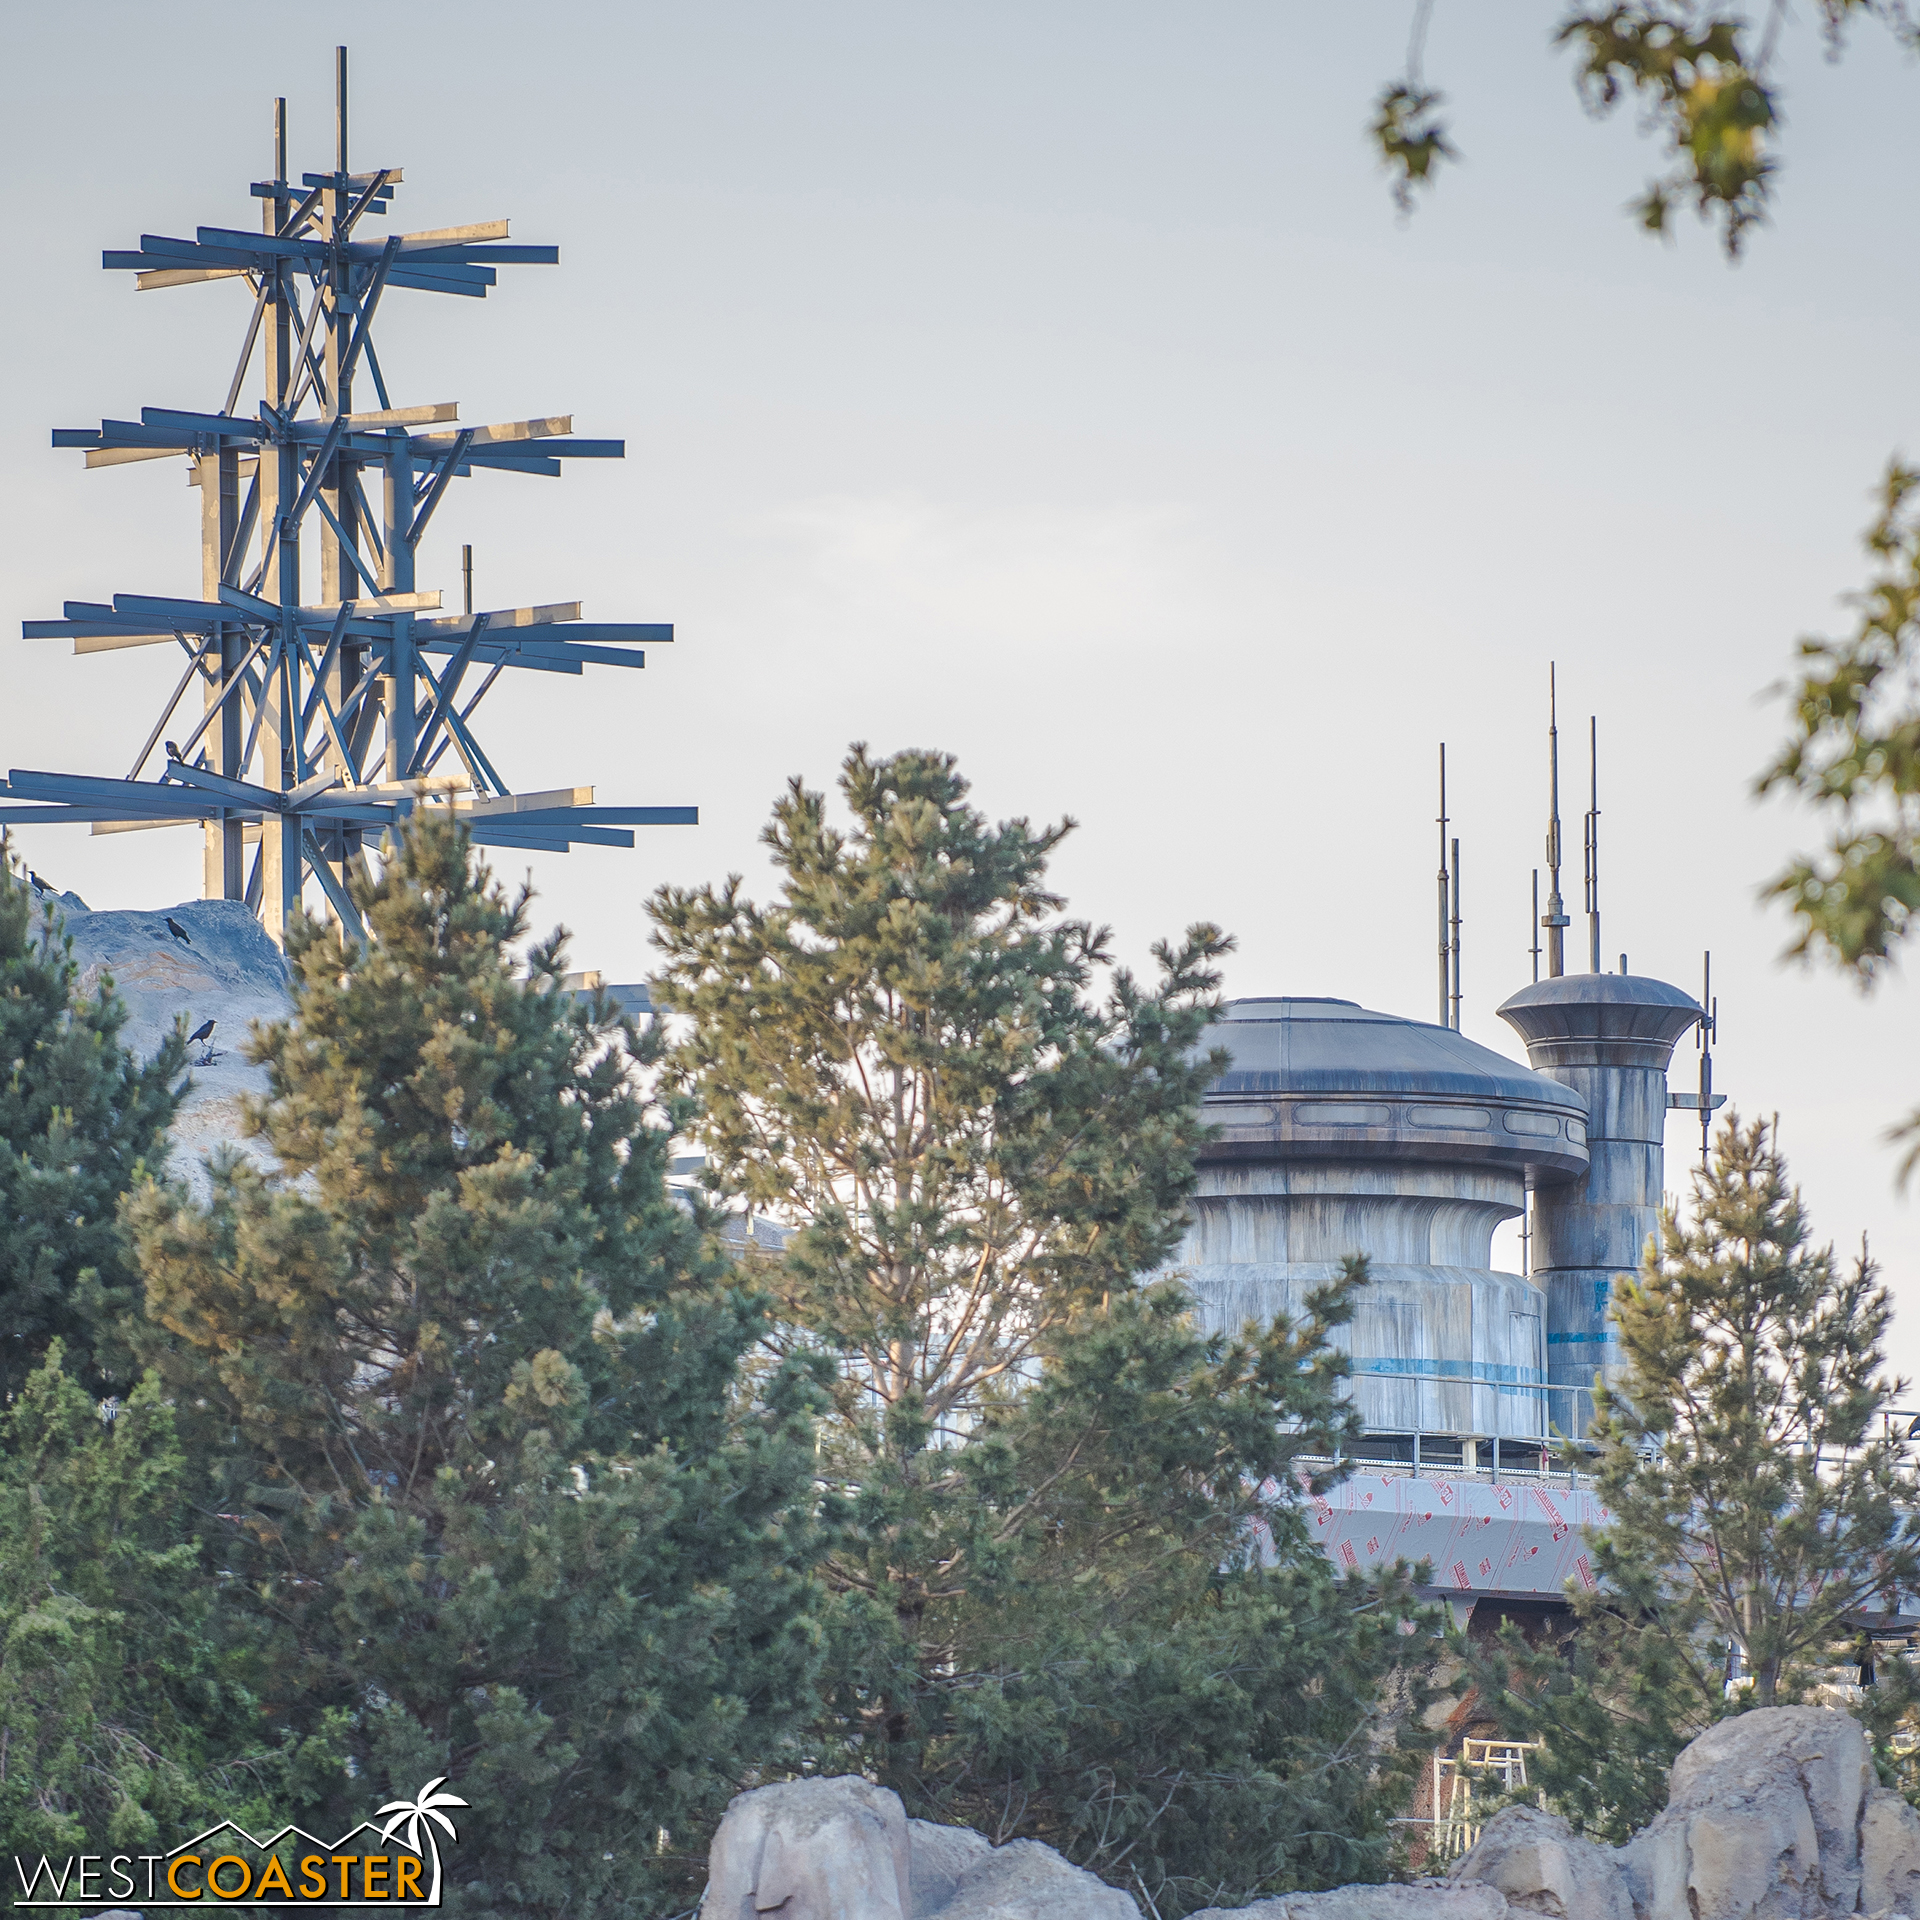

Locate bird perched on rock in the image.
[188,1018,215,1045]
[27,870,47,893]
[165,916,192,946]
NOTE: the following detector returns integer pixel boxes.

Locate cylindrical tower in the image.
[1170,998,1590,1463]
[1496,975,1701,1435]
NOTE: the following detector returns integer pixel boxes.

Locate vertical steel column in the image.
[381,428,416,781]
[196,444,244,898]
[316,47,361,912]
[259,99,301,942]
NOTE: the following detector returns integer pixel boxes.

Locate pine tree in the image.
[1469,1113,1920,1840]
[650,747,1435,1914]
[125,813,826,1920]
[0,1342,268,1856]
[0,840,184,1397]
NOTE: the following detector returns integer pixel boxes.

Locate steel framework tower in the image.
[0,51,694,943]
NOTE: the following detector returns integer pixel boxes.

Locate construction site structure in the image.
[1,50,693,943]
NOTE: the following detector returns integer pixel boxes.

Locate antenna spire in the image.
[336,46,349,175]
[1584,714,1601,973]
[1530,868,1541,983]
[1449,835,1462,1030]
[1697,951,1719,1166]
[1437,745,1451,1026]
[1542,665,1570,977]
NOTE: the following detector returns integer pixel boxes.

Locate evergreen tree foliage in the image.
[650,747,1436,1915]
[1469,1113,1920,1840]
[125,813,826,1920]
[0,1342,267,1857]
[0,840,184,1397]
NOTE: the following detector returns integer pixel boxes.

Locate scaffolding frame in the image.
[2,49,695,943]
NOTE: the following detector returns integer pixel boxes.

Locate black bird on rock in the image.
[27,870,47,893]
[188,1019,215,1045]
[165,916,191,946]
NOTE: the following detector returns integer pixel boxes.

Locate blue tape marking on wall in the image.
[1349,1357,1549,1385]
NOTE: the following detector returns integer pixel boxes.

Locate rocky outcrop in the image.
[55,897,292,1192]
[702,1776,912,1919]
[1860,1788,1920,1919]
[926,1836,1136,1918]
[906,1820,993,1916]
[699,1777,1133,1919]
[701,1714,1920,1919]
[1610,1706,1920,1920]
[1449,1804,1633,1920]
[1188,1887,1511,1920]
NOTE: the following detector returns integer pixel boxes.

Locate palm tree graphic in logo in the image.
[375,1778,469,1905]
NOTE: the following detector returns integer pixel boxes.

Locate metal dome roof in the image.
[1199,996,1588,1182]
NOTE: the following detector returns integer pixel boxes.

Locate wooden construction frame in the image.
[4,49,696,943]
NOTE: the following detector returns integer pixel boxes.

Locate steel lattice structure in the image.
[1,50,695,943]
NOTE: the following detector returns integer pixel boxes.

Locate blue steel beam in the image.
[31,69,698,943]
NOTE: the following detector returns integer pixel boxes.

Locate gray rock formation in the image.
[702,1776,913,1919]
[1448,1805,1633,1920]
[1860,1787,1920,1919]
[1618,1707,1874,1920]
[53,897,292,1191]
[1182,1708,1920,1920]
[700,1777,1135,1919]
[1187,1887,1511,1920]
[907,1821,993,1915]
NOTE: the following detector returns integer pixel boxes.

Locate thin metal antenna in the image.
[1584,714,1601,974]
[1696,950,1718,1167]
[1449,836,1462,1030]
[1437,745,1451,1026]
[274,98,287,188]
[336,46,349,175]
[1530,869,1541,983]
[1542,665,1569,977]
[462,543,474,616]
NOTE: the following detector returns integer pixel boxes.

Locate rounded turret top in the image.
[1497,973,1701,1071]
[1200,996,1589,1182]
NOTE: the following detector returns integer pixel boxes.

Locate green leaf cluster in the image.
[1558,7,1777,252]
[0,839,184,1398]
[650,747,1437,1915]
[1369,4,1918,258]
[124,812,828,1920]
[1763,462,1920,1065]
[1468,1114,1920,1839]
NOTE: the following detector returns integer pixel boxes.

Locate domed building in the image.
[1167,976,1701,1608]
[1172,995,1586,1470]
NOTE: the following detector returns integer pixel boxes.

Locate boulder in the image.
[924,1837,1137,1918]
[1860,1785,1920,1920]
[1450,1804,1632,1920]
[907,1819,993,1914]
[701,1775,912,1920]
[1616,1708,1874,1920]
[1186,1885,1512,1920]
[700,1783,1136,1919]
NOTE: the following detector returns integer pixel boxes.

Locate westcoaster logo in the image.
[12,1778,468,1909]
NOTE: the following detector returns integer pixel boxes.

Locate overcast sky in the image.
[5,4,1919,1374]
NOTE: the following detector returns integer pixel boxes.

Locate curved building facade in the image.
[1170,997,1589,1461]
[1497,974,1702,1432]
